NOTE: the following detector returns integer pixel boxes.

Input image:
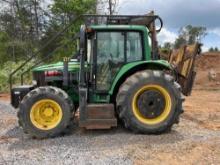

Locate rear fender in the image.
[109,60,172,97]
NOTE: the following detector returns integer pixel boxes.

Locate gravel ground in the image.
[0,90,220,165]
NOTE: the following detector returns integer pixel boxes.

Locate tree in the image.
[186,25,207,44]
[209,47,219,52]
[174,36,187,49]
[209,47,214,52]
[97,0,118,15]
[214,47,219,52]
[44,0,97,61]
[163,42,172,50]
[0,0,46,62]
[0,32,10,65]
[107,0,118,15]
[174,25,207,49]
[0,0,100,92]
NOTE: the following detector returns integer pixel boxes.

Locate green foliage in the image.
[209,47,219,52]
[0,31,10,65]
[163,42,173,50]
[0,0,97,92]
[209,47,214,52]
[174,25,207,49]
[0,61,34,92]
[160,48,170,55]
[0,0,45,64]
[52,0,96,15]
[160,42,173,60]
[0,30,32,63]
[174,36,187,49]
[39,0,97,61]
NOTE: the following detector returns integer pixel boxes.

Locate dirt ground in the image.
[0,53,219,164]
[195,52,220,89]
[0,90,219,164]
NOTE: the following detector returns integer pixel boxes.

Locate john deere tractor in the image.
[10,13,201,138]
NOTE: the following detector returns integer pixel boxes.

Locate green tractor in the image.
[10,13,201,138]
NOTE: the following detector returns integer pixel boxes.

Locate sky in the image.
[2,0,219,51]
[117,0,220,51]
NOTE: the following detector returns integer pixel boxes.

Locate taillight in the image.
[44,71,62,77]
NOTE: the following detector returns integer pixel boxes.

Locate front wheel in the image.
[116,70,183,134]
[18,86,74,138]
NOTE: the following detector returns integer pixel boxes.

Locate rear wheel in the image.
[116,70,183,134]
[18,86,74,138]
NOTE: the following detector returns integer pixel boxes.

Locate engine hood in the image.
[32,59,80,72]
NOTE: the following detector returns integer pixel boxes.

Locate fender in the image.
[109,60,172,95]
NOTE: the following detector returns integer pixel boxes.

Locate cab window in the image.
[127,32,143,62]
[96,32,125,90]
[95,31,143,91]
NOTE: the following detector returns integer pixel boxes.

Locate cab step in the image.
[79,104,117,129]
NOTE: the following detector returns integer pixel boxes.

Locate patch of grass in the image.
[0,61,34,92]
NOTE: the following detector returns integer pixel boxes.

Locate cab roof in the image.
[90,25,148,32]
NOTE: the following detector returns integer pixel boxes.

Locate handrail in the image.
[9,15,82,91]
[20,34,80,85]
[20,47,60,85]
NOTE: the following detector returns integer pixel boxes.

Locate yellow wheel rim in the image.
[30,99,63,130]
[132,85,172,125]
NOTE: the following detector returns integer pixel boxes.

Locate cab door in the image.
[95,31,125,92]
[90,30,143,102]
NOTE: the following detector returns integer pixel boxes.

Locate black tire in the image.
[17,86,74,138]
[116,70,184,134]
